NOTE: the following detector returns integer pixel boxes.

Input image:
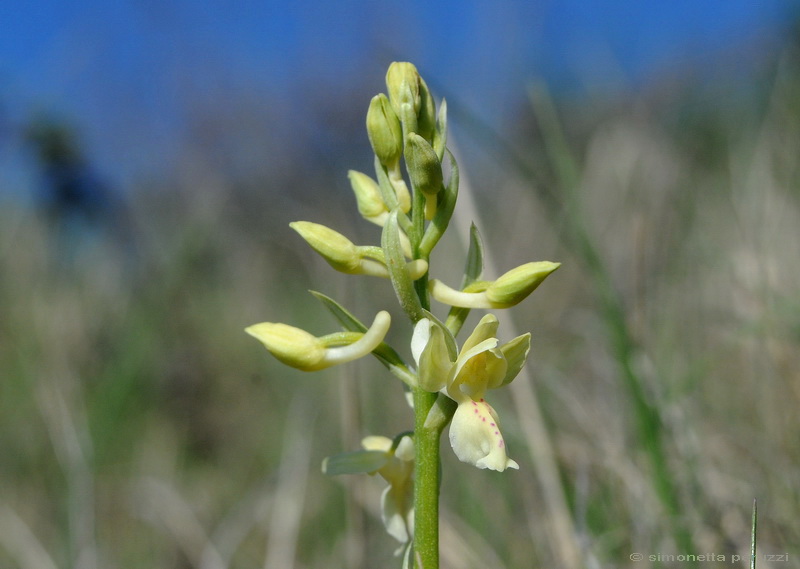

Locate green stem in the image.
[413,387,440,569]
[408,172,440,568]
[411,297,439,568]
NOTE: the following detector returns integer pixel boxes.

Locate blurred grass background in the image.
[2,4,800,568]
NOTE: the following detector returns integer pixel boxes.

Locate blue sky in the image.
[0,0,794,197]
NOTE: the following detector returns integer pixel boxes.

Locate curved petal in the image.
[449,399,519,472]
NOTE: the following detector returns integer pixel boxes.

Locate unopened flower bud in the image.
[429,261,561,309]
[405,134,443,196]
[246,311,392,372]
[367,94,403,168]
[290,221,361,273]
[405,133,443,219]
[291,220,425,279]
[386,62,421,114]
[348,170,388,222]
[485,261,561,308]
[245,322,327,371]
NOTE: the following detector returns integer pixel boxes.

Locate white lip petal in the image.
[449,399,519,472]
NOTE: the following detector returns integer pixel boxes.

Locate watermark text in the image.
[628,552,790,563]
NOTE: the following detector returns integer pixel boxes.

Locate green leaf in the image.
[374,155,401,212]
[444,223,485,337]
[310,290,368,332]
[322,450,389,476]
[462,223,485,287]
[751,499,757,569]
[433,98,448,160]
[310,290,408,371]
[382,211,424,322]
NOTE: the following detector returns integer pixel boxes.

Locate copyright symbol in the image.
[630,553,644,561]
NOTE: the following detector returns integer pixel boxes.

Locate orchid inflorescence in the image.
[245,62,559,564]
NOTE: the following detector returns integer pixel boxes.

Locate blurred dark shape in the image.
[24,117,139,267]
[26,118,111,224]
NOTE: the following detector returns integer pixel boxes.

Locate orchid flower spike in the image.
[411,314,531,471]
[246,311,391,372]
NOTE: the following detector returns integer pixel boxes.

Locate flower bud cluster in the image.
[363,62,449,224]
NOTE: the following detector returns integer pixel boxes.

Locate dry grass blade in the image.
[263,395,315,569]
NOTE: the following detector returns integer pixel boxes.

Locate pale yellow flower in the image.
[411,314,530,471]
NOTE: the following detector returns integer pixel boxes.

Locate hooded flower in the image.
[411,314,530,471]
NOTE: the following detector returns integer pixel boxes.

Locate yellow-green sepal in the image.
[498,333,531,387]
